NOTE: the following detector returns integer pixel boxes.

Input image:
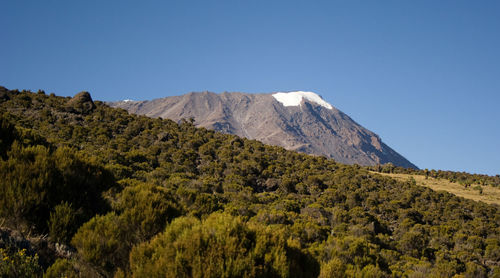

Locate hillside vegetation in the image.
[373,172,500,206]
[0,87,499,277]
[367,164,500,188]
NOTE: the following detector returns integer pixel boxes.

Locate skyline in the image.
[1,1,499,175]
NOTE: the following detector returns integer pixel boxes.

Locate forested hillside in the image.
[0,87,499,277]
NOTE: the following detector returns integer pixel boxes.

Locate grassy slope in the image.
[374,172,500,206]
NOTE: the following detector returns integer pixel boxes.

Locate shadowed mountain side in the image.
[110,91,417,169]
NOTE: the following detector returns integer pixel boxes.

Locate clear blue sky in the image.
[1,1,499,175]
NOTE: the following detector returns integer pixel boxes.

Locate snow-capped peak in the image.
[272,91,332,110]
[123,99,134,102]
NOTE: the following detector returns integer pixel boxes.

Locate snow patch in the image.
[123,99,134,102]
[272,91,332,109]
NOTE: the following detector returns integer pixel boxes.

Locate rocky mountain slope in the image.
[110,91,417,168]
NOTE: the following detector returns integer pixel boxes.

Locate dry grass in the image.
[372,172,500,206]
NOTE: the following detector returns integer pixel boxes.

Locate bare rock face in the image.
[110,91,417,168]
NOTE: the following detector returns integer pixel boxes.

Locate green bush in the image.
[72,183,180,275]
[319,258,345,278]
[43,259,78,278]
[71,213,129,275]
[129,213,318,278]
[0,142,113,234]
[48,202,76,244]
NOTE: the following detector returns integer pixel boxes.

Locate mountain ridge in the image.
[1,86,499,277]
[110,91,418,169]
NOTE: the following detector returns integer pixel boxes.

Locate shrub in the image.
[129,213,319,278]
[48,202,76,244]
[0,248,41,278]
[43,259,78,278]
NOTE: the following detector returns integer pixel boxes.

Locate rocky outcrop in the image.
[67,91,95,114]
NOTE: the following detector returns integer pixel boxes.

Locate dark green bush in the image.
[129,213,319,278]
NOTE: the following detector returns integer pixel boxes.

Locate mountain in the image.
[1,87,499,277]
[110,91,417,168]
